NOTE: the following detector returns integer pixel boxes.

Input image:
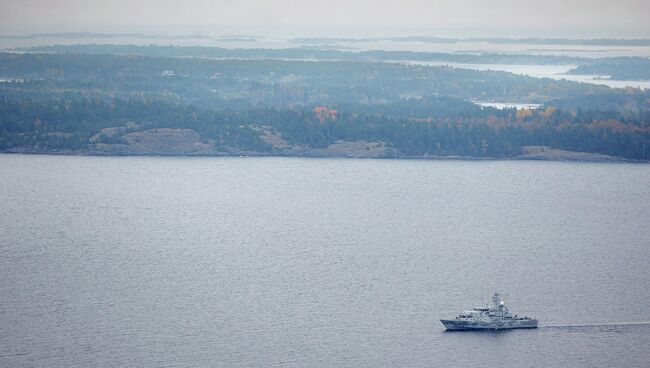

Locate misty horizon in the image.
[3,31,650,41]
[1,0,649,38]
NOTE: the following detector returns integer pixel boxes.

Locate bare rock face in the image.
[94,128,216,155]
[255,125,294,150]
[519,146,621,162]
[308,140,398,158]
[254,125,397,158]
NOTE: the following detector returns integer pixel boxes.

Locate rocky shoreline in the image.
[4,146,644,163]
[4,126,644,163]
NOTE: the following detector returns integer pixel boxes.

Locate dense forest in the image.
[0,52,624,106]
[0,51,649,160]
[567,57,650,80]
[19,44,650,80]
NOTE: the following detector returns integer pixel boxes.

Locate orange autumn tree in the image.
[314,107,337,123]
[516,108,533,121]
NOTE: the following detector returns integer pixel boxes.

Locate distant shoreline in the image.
[2,149,645,164]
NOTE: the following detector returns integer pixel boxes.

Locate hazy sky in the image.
[1,0,649,37]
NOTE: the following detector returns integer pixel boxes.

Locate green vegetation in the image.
[0,51,649,160]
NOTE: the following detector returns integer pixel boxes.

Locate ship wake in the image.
[542,321,650,329]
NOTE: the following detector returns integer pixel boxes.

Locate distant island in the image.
[291,36,650,47]
[5,33,650,47]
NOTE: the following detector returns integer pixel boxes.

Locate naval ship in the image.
[441,293,538,330]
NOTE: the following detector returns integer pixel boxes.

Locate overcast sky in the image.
[1,0,649,37]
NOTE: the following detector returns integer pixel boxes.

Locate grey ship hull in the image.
[440,319,538,330]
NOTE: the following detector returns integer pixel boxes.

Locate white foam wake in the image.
[543,321,650,328]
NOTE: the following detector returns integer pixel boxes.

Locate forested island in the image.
[18,44,650,81]
[1,50,648,161]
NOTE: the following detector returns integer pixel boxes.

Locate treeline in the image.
[20,44,584,65]
[1,96,648,159]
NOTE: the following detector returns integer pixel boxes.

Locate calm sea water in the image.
[1,154,649,367]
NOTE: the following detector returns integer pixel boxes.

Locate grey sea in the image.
[1,154,649,367]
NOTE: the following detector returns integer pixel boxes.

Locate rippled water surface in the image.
[1,154,649,367]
